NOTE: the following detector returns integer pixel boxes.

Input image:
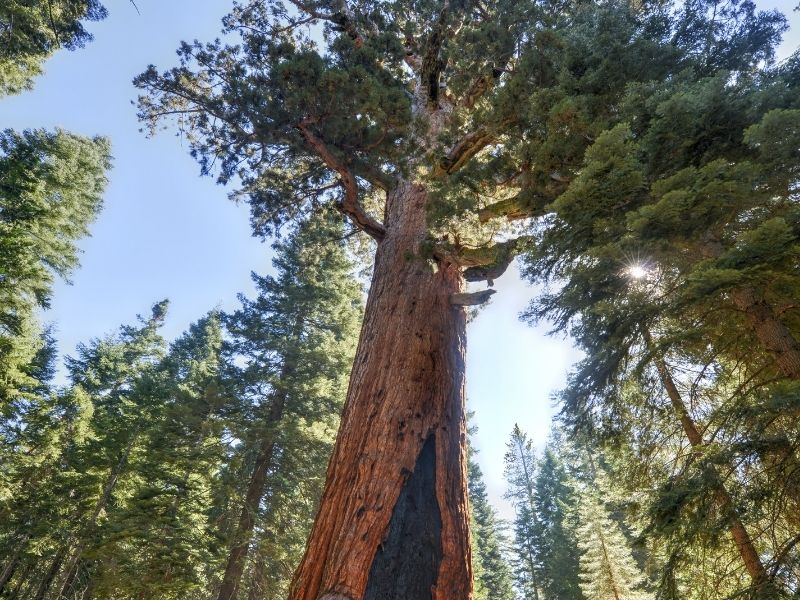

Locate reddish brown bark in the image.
[288,181,472,600]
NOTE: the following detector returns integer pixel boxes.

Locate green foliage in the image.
[573,473,652,600]
[468,425,515,600]
[222,211,362,599]
[0,128,110,404]
[0,209,363,598]
[0,0,108,95]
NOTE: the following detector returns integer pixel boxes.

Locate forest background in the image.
[2,0,611,519]
[3,0,800,598]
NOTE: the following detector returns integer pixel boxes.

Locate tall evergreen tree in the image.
[504,425,543,600]
[0,128,110,405]
[131,0,789,600]
[573,474,652,600]
[216,211,362,600]
[468,426,515,600]
[87,312,232,600]
[134,0,793,592]
[0,0,108,95]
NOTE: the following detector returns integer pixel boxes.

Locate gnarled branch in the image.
[478,193,548,223]
[436,236,532,285]
[297,122,387,240]
[434,126,495,176]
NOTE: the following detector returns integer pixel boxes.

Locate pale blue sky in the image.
[2,0,797,519]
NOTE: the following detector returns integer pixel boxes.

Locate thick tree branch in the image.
[436,236,532,285]
[420,1,452,104]
[434,126,495,176]
[451,289,496,306]
[478,193,548,223]
[460,51,514,109]
[296,123,386,240]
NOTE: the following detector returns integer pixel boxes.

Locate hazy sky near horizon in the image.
[2,0,798,520]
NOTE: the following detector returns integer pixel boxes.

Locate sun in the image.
[626,263,649,280]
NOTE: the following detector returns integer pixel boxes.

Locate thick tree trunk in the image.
[730,286,800,380]
[289,181,472,600]
[648,339,769,587]
[216,401,284,600]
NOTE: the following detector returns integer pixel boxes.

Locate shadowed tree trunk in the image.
[731,287,800,380]
[646,331,769,588]
[0,535,27,594]
[289,181,472,600]
[216,391,287,600]
[33,550,64,600]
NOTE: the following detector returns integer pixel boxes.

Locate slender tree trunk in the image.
[511,436,540,600]
[246,541,268,600]
[289,181,471,600]
[596,528,621,600]
[216,392,287,600]
[646,333,769,587]
[33,549,64,600]
[7,561,32,600]
[730,286,800,380]
[0,534,27,594]
[52,435,135,599]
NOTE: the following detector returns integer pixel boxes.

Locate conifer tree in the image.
[134,0,793,594]
[49,302,168,599]
[88,313,232,600]
[0,0,108,95]
[216,211,362,600]
[573,475,652,600]
[532,446,584,600]
[0,302,168,597]
[0,128,110,404]
[504,425,543,600]
[468,427,515,600]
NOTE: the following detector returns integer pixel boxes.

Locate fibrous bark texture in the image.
[289,181,471,600]
[731,286,800,380]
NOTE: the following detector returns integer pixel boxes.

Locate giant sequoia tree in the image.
[134,0,791,596]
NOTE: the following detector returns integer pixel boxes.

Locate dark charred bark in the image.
[288,181,471,600]
[364,435,443,600]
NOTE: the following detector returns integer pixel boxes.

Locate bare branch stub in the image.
[451,289,496,306]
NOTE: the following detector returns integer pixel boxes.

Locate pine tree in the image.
[573,474,651,600]
[216,211,362,600]
[134,0,794,594]
[504,425,543,600]
[0,128,110,404]
[0,302,169,598]
[87,313,232,600]
[468,426,515,600]
[0,0,108,95]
